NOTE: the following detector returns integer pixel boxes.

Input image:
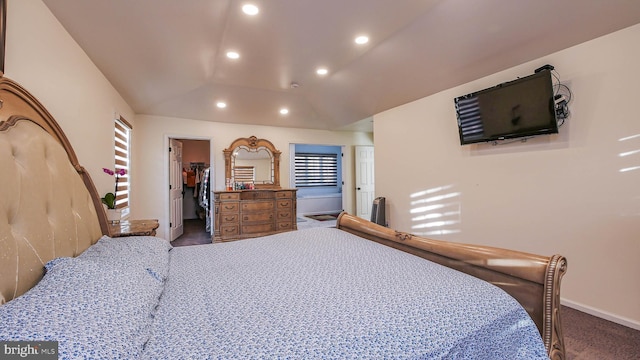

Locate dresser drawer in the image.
[276,221,293,231]
[242,201,274,211]
[242,223,275,234]
[221,214,239,223]
[220,202,239,213]
[241,191,275,200]
[275,191,293,199]
[220,224,239,237]
[276,199,292,209]
[218,192,240,201]
[277,211,292,220]
[243,212,273,222]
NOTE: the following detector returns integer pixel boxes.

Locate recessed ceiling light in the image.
[242,4,259,16]
[279,108,289,115]
[216,102,227,109]
[226,51,240,59]
[355,35,369,45]
[316,68,329,76]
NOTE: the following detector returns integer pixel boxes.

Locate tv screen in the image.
[454,69,558,145]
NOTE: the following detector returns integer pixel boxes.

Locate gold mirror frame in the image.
[224,136,281,189]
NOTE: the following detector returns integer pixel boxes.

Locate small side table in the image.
[109,219,159,237]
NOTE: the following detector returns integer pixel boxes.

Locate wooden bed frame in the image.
[336,213,567,359]
[0,73,567,359]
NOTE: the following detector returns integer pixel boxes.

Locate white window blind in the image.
[233,165,255,182]
[295,152,338,187]
[114,117,131,214]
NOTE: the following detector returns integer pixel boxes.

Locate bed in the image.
[0,73,567,359]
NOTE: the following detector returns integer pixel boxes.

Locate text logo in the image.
[0,341,58,359]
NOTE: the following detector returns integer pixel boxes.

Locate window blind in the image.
[233,165,255,182]
[294,152,338,187]
[114,117,131,212]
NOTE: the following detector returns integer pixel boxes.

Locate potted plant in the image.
[102,167,126,224]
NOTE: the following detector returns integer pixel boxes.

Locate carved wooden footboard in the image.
[336,212,568,360]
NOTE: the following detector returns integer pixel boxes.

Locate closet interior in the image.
[180,140,211,238]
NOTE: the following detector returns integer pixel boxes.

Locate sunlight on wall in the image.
[409,185,461,236]
[618,133,640,217]
[619,133,640,173]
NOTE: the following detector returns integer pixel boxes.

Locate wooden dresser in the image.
[213,189,297,243]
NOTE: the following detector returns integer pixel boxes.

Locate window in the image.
[114,116,131,217]
[294,152,338,187]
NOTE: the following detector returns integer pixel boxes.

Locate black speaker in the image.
[371,197,386,226]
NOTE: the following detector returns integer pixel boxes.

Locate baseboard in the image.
[561,298,640,331]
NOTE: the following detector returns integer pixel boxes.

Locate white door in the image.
[355,145,375,220]
[169,139,184,241]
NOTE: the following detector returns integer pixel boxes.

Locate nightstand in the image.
[109,219,159,237]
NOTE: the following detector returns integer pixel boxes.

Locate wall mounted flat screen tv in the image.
[454,69,558,145]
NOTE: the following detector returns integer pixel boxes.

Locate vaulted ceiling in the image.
[42,0,640,132]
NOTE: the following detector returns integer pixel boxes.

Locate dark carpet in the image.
[171,218,211,247]
[562,306,640,359]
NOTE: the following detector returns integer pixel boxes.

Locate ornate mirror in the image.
[224,136,281,189]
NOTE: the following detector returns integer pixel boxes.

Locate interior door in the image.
[355,145,375,219]
[169,139,184,241]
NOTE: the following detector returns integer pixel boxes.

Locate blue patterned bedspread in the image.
[142,228,548,359]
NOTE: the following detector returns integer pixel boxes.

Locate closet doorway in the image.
[168,138,212,245]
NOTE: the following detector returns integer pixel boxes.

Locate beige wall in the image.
[374,24,640,328]
[5,1,135,198]
[132,114,373,239]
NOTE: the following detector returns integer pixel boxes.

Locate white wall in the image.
[132,114,373,239]
[4,1,135,198]
[297,194,343,216]
[374,24,640,328]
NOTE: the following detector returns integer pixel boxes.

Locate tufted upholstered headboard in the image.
[0,75,108,304]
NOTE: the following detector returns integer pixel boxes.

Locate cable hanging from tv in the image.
[537,64,573,127]
[551,72,572,127]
